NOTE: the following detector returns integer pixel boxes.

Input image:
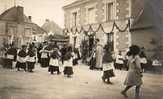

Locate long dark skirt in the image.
[64,66,73,75]
[89,58,96,70]
[115,63,123,70]
[48,65,60,74]
[16,62,26,71]
[27,62,35,71]
[5,59,13,69]
[73,59,78,66]
[141,63,147,70]
[40,58,49,67]
[102,69,115,79]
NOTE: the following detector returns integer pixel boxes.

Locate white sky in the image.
[0,0,68,28]
[23,0,65,28]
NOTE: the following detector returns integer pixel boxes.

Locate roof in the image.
[63,0,90,9]
[0,6,31,23]
[46,34,69,42]
[0,6,47,34]
[42,19,63,34]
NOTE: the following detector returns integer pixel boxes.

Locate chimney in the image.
[46,19,50,22]
[17,6,24,23]
[28,16,32,22]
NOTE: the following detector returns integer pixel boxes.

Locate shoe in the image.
[102,77,105,82]
[121,91,128,98]
[107,81,113,84]
[57,72,61,75]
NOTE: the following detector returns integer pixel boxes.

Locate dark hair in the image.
[139,51,146,58]
[22,45,27,49]
[51,50,59,59]
[128,45,140,57]
[96,39,100,42]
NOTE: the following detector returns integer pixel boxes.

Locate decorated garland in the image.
[63,19,130,36]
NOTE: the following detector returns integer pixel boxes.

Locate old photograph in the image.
[0,0,163,99]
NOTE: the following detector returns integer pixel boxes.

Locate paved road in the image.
[0,64,163,99]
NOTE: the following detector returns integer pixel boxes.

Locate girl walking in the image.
[48,48,61,75]
[26,45,37,72]
[16,45,27,71]
[102,48,115,84]
[40,46,50,67]
[63,46,74,78]
[121,45,143,99]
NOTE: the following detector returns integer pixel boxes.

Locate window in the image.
[8,26,17,35]
[106,3,113,21]
[25,28,32,36]
[87,7,95,24]
[72,12,77,26]
[107,32,114,51]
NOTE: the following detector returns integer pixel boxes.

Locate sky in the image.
[0,0,78,28]
[23,0,65,28]
[0,0,68,28]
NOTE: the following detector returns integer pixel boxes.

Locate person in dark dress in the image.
[48,48,61,75]
[5,44,17,69]
[37,44,43,63]
[89,49,96,70]
[16,45,27,71]
[26,45,37,72]
[72,48,79,66]
[102,48,115,84]
[40,46,50,67]
[60,44,67,65]
[63,46,74,77]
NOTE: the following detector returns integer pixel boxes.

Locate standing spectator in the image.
[81,40,89,63]
[121,45,143,99]
[60,44,67,65]
[16,45,27,71]
[5,43,17,69]
[63,46,74,78]
[95,39,103,70]
[140,51,147,72]
[72,48,79,65]
[115,51,124,70]
[48,48,61,75]
[89,48,96,70]
[26,45,37,72]
[37,43,43,63]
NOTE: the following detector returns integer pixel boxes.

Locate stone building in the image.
[63,0,163,58]
[0,6,47,47]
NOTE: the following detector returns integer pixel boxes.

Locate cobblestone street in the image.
[0,63,162,99]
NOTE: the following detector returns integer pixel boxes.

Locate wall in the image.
[64,0,131,52]
[131,28,158,58]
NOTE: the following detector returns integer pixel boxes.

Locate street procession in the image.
[0,0,163,99]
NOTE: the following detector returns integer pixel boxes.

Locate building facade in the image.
[63,0,131,55]
[63,0,162,58]
[0,6,47,48]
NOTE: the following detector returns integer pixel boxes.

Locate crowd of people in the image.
[0,42,81,77]
[0,39,161,99]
